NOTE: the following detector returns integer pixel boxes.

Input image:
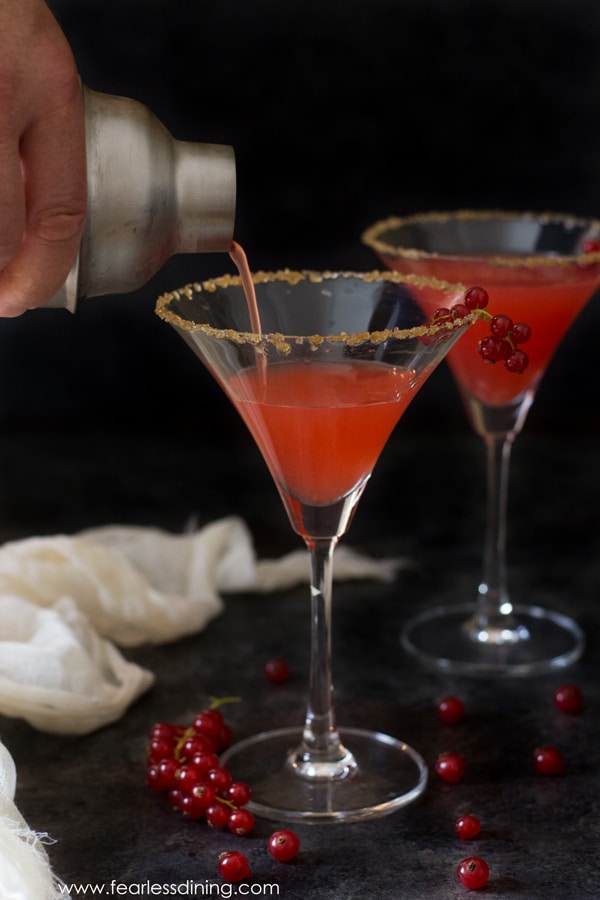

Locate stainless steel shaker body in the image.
[49,86,236,311]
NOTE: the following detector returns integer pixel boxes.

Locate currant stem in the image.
[287,536,357,781]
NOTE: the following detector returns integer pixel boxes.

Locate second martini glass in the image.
[363,210,600,676]
[156,267,474,822]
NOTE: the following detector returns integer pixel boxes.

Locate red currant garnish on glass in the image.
[534,745,564,775]
[504,349,529,374]
[490,314,513,337]
[478,334,510,363]
[553,683,583,714]
[457,856,489,890]
[265,658,290,683]
[437,696,465,724]
[464,286,489,310]
[455,814,481,840]
[582,238,600,253]
[268,829,301,862]
[218,851,251,883]
[435,752,466,783]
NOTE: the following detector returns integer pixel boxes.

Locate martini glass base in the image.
[401,603,585,677]
[219,725,427,824]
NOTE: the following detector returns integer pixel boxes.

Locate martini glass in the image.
[363,210,600,676]
[156,268,474,823]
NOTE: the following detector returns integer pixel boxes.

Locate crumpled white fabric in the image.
[0,740,68,899]
[0,517,405,735]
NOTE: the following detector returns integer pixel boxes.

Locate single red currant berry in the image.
[206,803,231,828]
[190,782,217,808]
[432,307,452,323]
[149,722,183,742]
[190,751,220,776]
[180,734,216,760]
[490,314,513,337]
[227,781,253,807]
[534,745,564,775]
[457,856,489,890]
[268,829,301,862]
[155,758,178,791]
[464,286,489,310]
[478,335,509,363]
[437,696,465,725]
[148,736,174,763]
[450,302,469,319]
[174,764,200,792]
[455,814,481,840]
[206,767,233,793]
[504,348,529,373]
[511,321,531,344]
[553,683,583,714]
[146,765,164,792]
[218,851,251,883]
[435,752,465,783]
[228,808,255,836]
[265,658,290,683]
[193,709,224,740]
[180,792,209,820]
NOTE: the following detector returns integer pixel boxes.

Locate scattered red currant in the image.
[218,851,251,883]
[464,286,489,310]
[534,745,564,775]
[437,696,465,725]
[265,658,290,683]
[457,856,489,890]
[435,752,466,783]
[455,814,481,840]
[553,683,583,714]
[268,829,301,862]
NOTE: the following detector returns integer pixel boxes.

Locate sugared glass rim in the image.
[156,268,475,349]
[361,209,600,268]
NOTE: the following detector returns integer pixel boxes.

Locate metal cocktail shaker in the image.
[48,85,236,311]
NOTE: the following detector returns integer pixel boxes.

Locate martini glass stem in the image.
[287,536,358,780]
[477,434,513,623]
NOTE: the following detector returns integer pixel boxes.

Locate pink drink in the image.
[228,360,419,507]
[379,253,599,406]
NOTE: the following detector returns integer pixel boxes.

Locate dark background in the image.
[2,0,600,544]
[0,0,597,426]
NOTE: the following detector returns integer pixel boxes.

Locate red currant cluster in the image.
[433,684,583,890]
[430,286,532,374]
[146,701,256,834]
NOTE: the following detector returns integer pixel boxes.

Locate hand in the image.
[0,0,87,316]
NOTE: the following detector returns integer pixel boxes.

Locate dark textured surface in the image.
[1,421,600,898]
